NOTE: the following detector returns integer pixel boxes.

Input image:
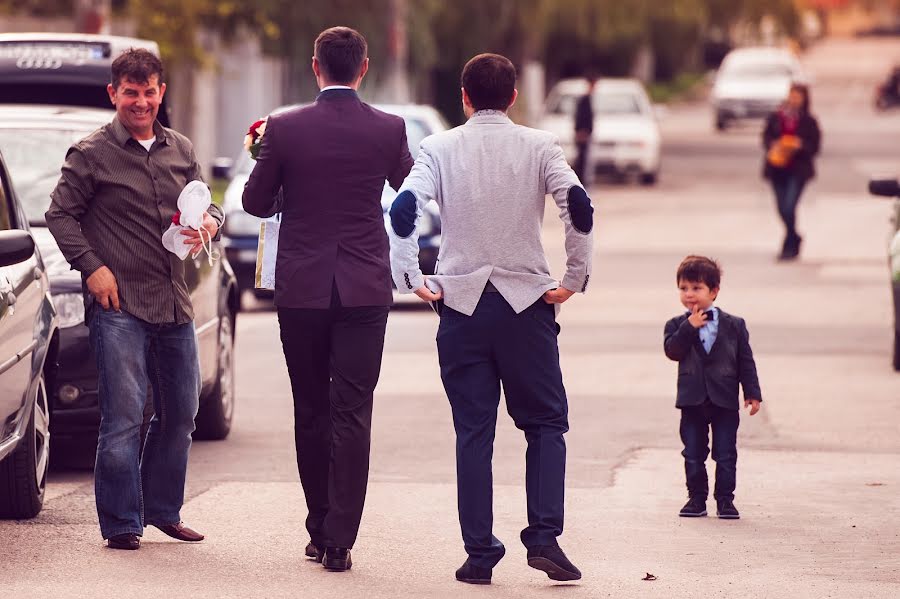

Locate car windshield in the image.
[0,127,88,225]
[724,63,793,79]
[549,91,644,116]
[234,115,432,176]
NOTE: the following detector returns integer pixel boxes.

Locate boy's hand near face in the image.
[744,399,761,415]
[687,304,708,329]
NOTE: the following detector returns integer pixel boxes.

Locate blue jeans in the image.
[437,294,569,569]
[771,174,807,240]
[679,402,739,501]
[88,309,200,539]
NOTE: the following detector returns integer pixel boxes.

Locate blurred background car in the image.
[221,103,447,304]
[868,176,900,371]
[0,35,240,455]
[537,77,662,185]
[0,145,57,518]
[711,46,805,131]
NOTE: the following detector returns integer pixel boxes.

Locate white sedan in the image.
[536,78,662,185]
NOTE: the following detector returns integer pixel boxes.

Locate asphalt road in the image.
[2,37,899,598]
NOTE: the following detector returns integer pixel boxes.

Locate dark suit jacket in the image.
[242,89,414,308]
[663,309,762,410]
[762,110,821,182]
[574,94,593,134]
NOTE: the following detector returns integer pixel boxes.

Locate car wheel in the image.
[715,115,729,131]
[640,171,659,186]
[0,373,50,519]
[194,314,235,440]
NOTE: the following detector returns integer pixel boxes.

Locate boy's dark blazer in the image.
[664,309,762,410]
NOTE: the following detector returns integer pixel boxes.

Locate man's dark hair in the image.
[789,82,811,114]
[676,255,722,290]
[314,26,368,84]
[461,53,517,111]
[111,48,163,89]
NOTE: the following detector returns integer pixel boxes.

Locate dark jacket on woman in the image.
[762,110,821,181]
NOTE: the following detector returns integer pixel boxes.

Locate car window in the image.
[593,92,643,115]
[547,93,578,116]
[723,63,793,79]
[0,128,86,226]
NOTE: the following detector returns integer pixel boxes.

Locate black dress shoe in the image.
[527,544,582,581]
[322,547,352,571]
[679,496,708,517]
[107,533,141,550]
[305,542,324,562]
[455,559,492,585]
[716,499,740,519]
[152,521,205,542]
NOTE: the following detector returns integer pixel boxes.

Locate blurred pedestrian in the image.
[663,256,762,520]
[46,48,221,550]
[388,53,593,585]
[242,26,413,572]
[573,74,597,184]
[762,83,821,261]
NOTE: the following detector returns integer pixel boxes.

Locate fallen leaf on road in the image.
[642,573,657,581]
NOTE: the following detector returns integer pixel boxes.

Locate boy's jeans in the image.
[679,402,739,501]
[88,308,200,539]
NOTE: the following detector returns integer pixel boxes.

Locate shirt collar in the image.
[466,109,512,125]
[320,85,353,91]
[109,115,168,148]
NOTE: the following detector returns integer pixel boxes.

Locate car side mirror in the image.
[0,230,36,267]
[211,157,234,181]
[869,178,900,198]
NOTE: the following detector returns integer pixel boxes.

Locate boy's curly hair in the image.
[676,255,721,290]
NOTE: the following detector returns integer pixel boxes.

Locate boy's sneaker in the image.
[679,496,707,517]
[716,499,740,519]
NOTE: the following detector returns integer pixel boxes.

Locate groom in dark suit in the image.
[242,26,413,571]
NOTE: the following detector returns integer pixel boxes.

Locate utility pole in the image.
[381,0,410,103]
[74,0,111,35]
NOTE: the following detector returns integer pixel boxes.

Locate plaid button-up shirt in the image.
[46,116,223,325]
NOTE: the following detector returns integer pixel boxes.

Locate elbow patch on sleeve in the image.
[390,190,418,238]
[567,186,593,234]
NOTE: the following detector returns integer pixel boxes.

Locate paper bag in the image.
[254,215,281,290]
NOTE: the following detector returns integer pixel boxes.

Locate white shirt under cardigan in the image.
[388,110,594,316]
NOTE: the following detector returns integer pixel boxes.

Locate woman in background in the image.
[762,83,821,261]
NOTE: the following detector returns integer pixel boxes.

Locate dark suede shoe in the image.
[305,541,324,563]
[107,533,141,550]
[679,496,708,517]
[152,521,204,542]
[527,545,582,581]
[455,559,492,585]
[716,499,740,519]
[322,547,352,571]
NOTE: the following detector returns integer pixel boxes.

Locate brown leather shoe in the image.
[152,521,205,542]
[107,533,141,550]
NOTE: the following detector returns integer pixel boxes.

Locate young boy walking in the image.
[663,256,762,519]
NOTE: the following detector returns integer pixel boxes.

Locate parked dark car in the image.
[220,104,446,304]
[0,34,239,448]
[0,145,58,519]
[868,177,900,371]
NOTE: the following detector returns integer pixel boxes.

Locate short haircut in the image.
[111,48,163,89]
[676,255,722,290]
[314,26,368,84]
[461,53,517,111]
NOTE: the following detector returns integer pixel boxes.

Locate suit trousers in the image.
[679,402,739,501]
[277,285,389,548]
[437,293,569,569]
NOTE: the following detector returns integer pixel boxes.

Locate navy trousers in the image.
[679,402,739,501]
[437,293,569,569]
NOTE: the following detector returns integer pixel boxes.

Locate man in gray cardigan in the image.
[388,53,593,585]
